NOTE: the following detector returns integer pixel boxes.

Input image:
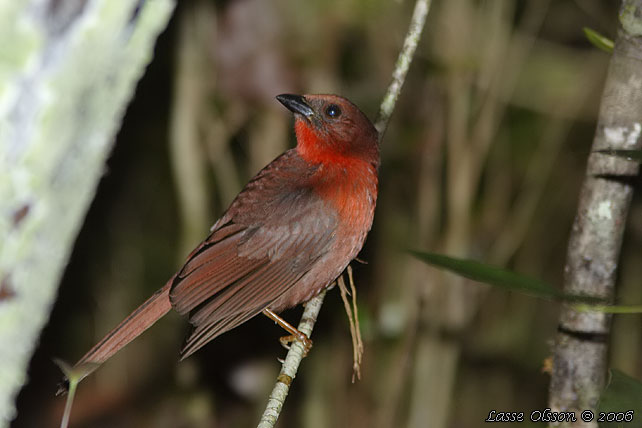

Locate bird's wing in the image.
[169,151,337,359]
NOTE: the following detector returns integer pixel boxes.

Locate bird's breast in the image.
[311,159,378,239]
[266,157,378,312]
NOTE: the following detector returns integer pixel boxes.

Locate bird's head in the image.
[277,94,379,167]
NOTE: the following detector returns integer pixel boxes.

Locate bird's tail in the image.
[69,280,173,380]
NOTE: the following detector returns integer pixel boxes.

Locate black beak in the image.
[276,94,315,118]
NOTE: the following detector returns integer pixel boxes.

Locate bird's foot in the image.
[279,333,313,356]
[263,308,313,357]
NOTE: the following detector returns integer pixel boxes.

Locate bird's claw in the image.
[279,333,313,357]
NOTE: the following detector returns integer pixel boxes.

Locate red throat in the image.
[295,119,342,165]
[293,118,378,227]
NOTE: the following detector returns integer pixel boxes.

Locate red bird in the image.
[69,94,379,378]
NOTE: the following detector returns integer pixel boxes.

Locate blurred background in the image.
[12,0,642,427]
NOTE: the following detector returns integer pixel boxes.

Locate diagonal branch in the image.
[256,0,432,426]
[375,0,432,141]
[257,290,326,428]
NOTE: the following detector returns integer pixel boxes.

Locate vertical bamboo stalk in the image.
[548,2,642,426]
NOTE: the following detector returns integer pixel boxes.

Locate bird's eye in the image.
[325,104,341,118]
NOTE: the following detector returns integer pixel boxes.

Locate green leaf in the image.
[573,303,642,314]
[408,250,603,303]
[595,149,642,162]
[598,369,642,428]
[583,27,614,53]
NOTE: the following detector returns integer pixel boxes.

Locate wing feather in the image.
[180,259,308,359]
[179,231,327,358]
[169,150,339,358]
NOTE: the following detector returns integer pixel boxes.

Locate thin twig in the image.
[255,0,432,426]
[348,266,363,381]
[54,359,99,428]
[338,266,364,382]
[375,0,431,141]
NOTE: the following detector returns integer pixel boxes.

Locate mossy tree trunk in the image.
[0,1,175,424]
